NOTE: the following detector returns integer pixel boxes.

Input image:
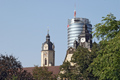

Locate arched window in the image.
[45,58,47,65]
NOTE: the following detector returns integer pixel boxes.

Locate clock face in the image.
[81,38,85,42]
[44,44,48,50]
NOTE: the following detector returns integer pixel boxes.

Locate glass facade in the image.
[67,18,92,48]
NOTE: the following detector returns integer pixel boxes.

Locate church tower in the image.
[73,24,92,49]
[41,32,55,67]
[78,24,92,49]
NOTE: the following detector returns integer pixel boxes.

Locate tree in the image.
[72,46,91,79]
[71,45,98,80]
[59,61,75,80]
[59,43,98,80]
[33,66,55,80]
[17,70,33,80]
[0,54,22,80]
[88,13,120,80]
[91,42,99,61]
[0,54,33,80]
[12,75,18,80]
[93,13,120,40]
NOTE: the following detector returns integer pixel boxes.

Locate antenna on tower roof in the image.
[74,4,76,18]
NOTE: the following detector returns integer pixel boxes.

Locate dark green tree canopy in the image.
[93,13,120,40]
[0,54,33,80]
[33,66,56,80]
[89,13,120,80]
[72,46,91,72]
[59,61,72,79]
[71,45,98,80]
[59,43,99,80]
[89,32,120,80]
[0,54,22,80]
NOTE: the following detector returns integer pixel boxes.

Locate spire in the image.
[46,29,50,42]
[47,26,49,34]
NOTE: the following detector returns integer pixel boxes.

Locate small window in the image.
[45,58,47,65]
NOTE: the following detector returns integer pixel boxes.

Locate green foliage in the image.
[59,43,99,80]
[93,13,120,40]
[71,45,98,80]
[12,75,18,80]
[59,61,73,79]
[17,70,33,80]
[89,32,120,80]
[0,54,22,80]
[33,66,55,80]
[72,46,91,73]
[91,42,99,59]
[0,54,33,80]
[89,13,120,80]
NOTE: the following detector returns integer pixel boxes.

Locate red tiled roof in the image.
[23,66,60,76]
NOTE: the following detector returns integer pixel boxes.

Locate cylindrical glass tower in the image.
[67,18,92,48]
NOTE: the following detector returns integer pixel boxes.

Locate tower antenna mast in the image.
[74,4,76,18]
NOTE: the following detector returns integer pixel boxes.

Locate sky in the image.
[0,0,120,67]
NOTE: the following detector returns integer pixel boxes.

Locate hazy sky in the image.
[0,0,120,67]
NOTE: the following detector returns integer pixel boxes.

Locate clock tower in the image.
[78,24,92,49]
[73,24,92,49]
[41,33,55,67]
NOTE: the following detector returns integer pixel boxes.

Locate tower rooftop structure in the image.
[41,32,55,67]
[42,33,54,50]
[67,10,92,48]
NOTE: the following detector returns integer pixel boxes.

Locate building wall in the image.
[41,50,54,67]
[48,51,55,66]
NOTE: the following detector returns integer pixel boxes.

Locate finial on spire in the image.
[74,4,76,18]
[46,27,50,42]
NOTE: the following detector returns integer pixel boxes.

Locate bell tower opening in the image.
[45,58,47,65]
